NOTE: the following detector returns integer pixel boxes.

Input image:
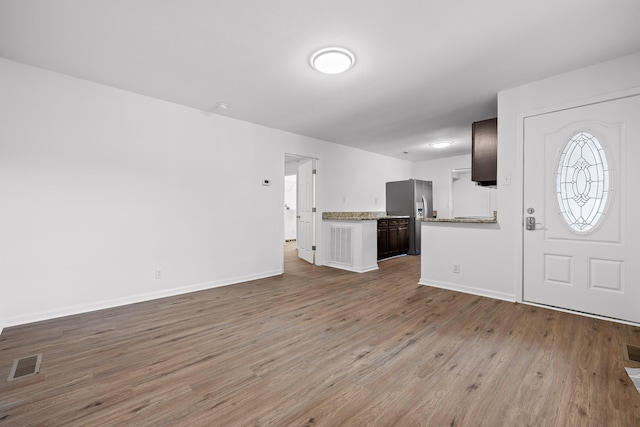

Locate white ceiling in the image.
[2,1,639,161]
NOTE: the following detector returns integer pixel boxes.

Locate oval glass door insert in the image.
[556,131,611,233]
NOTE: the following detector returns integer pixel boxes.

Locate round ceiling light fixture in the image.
[430,140,453,148]
[310,47,355,74]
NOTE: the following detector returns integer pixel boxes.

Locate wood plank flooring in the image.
[1,242,640,426]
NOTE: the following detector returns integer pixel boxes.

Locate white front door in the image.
[297,159,314,264]
[523,94,640,324]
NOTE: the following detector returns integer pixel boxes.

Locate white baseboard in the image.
[1,269,283,330]
[419,278,515,303]
[325,262,379,274]
[522,300,640,327]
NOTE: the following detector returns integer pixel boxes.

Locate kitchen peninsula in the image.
[321,212,409,273]
[322,211,497,273]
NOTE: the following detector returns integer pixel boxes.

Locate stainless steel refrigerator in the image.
[386,179,433,255]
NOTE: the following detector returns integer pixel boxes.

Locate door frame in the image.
[283,153,320,270]
[516,86,640,324]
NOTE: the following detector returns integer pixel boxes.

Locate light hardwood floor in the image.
[1,243,640,426]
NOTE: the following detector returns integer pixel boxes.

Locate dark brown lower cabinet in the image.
[397,220,409,253]
[378,218,409,260]
[377,220,389,259]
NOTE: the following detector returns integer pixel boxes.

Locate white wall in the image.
[413,154,471,218]
[413,152,497,220]
[321,148,411,212]
[0,59,413,329]
[450,169,495,218]
[283,174,296,240]
[419,51,640,302]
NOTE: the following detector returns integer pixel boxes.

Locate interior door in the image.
[523,94,640,323]
[297,159,314,264]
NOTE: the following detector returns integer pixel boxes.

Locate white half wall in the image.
[0,59,413,329]
[419,222,514,302]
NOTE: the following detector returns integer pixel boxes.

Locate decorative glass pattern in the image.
[556,132,610,233]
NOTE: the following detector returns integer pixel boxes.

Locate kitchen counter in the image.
[422,211,497,224]
[322,211,410,220]
[322,216,378,273]
[322,212,412,273]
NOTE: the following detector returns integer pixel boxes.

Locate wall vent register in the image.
[329,226,353,266]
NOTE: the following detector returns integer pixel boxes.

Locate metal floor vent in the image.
[7,354,42,382]
[624,344,640,363]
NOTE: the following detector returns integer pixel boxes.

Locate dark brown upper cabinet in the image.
[471,117,497,186]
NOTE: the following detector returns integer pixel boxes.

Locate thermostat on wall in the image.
[262,179,271,186]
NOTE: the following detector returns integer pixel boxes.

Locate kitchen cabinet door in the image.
[398,219,409,253]
[472,117,497,185]
[378,218,409,260]
[388,225,399,256]
[377,220,389,260]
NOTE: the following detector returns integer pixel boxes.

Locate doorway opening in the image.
[284,154,318,271]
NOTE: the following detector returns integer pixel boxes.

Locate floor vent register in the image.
[7,353,42,382]
[625,344,640,363]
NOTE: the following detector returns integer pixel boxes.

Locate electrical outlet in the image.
[155,269,162,279]
[452,264,460,274]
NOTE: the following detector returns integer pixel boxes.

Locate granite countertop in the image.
[322,211,410,221]
[422,211,498,224]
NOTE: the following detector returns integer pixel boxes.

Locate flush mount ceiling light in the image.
[430,141,453,148]
[310,47,355,74]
